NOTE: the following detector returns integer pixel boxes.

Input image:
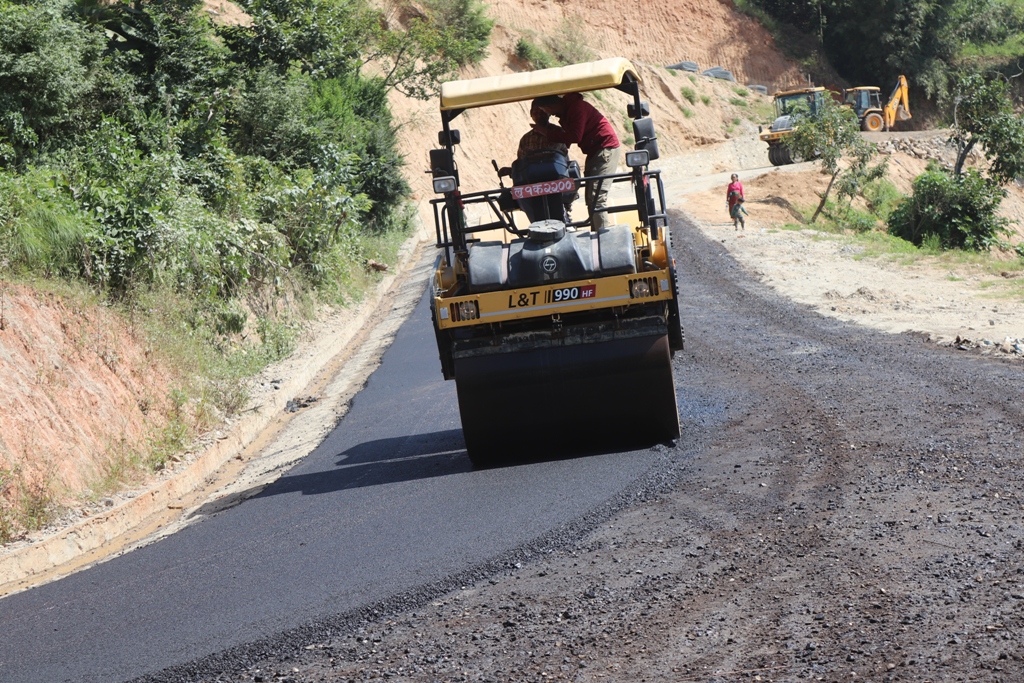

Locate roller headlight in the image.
[630,279,650,298]
[625,150,650,168]
[433,176,457,194]
[449,300,479,321]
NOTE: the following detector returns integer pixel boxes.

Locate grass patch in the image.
[681,87,697,104]
[515,37,556,70]
[733,87,749,97]
[0,466,59,544]
[701,95,712,106]
[680,106,695,119]
[688,75,697,84]
[729,97,748,107]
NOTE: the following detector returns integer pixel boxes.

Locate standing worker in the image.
[531,94,621,229]
[727,173,747,230]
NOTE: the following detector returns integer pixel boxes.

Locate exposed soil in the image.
[190,211,1024,683]
[0,284,172,510]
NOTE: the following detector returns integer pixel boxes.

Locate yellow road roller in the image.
[427,58,683,466]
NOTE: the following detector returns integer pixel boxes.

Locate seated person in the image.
[509,102,575,224]
[518,103,568,159]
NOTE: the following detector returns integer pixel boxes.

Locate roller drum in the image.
[455,334,679,466]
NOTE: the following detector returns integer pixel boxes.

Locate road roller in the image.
[427,58,683,466]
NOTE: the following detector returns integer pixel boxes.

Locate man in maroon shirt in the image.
[531,93,621,229]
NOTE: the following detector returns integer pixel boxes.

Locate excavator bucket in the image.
[454,334,679,465]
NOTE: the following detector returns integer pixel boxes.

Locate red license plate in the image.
[511,178,577,200]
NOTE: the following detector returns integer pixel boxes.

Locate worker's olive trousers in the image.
[585,146,622,230]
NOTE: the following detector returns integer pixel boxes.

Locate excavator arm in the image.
[884,75,911,129]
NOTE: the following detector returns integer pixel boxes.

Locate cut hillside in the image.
[0,283,175,538]
[391,0,804,217]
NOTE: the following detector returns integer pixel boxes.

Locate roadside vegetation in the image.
[750,0,1024,267]
[0,0,492,541]
[514,15,593,71]
[736,0,1024,99]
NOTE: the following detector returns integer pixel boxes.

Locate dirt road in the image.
[151,211,1024,683]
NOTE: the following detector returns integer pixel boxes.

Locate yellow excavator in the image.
[842,75,911,132]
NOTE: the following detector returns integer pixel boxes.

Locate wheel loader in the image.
[759,87,826,166]
[427,58,683,467]
[842,75,911,132]
[762,76,912,165]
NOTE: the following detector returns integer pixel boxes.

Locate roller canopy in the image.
[440,58,641,111]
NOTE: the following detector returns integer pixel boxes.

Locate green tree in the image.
[888,166,1008,250]
[748,0,983,100]
[949,72,1024,180]
[220,0,375,78]
[422,0,493,66]
[784,96,878,223]
[0,0,106,164]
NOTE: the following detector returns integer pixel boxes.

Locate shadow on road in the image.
[190,425,671,517]
[190,430,473,516]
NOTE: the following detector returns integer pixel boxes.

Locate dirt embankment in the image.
[0,285,172,517]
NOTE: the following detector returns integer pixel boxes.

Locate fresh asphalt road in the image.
[0,284,692,682]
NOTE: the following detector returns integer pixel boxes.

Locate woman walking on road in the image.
[727,173,747,230]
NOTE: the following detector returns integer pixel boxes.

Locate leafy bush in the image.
[422,0,493,66]
[548,16,593,65]
[515,38,555,70]
[862,178,902,221]
[0,0,106,165]
[887,167,1009,251]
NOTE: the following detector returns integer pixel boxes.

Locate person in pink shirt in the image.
[531,93,621,229]
[727,173,747,230]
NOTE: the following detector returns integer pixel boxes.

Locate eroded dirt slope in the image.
[0,285,171,507]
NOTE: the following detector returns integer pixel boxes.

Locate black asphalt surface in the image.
[0,265,701,682]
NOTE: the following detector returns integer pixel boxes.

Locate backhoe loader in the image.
[842,75,911,132]
[760,87,826,166]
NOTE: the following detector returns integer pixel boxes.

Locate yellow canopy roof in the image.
[440,58,640,111]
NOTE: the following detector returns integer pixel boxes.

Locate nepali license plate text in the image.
[511,178,576,200]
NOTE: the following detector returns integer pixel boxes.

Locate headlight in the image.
[625,150,650,168]
[449,300,479,321]
[433,176,457,194]
[629,277,660,299]
[630,279,650,298]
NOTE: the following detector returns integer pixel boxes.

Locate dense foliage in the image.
[0,0,492,300]
[743,0,1024,99]
[948,72,1024,180]
[887,166,1009,250]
